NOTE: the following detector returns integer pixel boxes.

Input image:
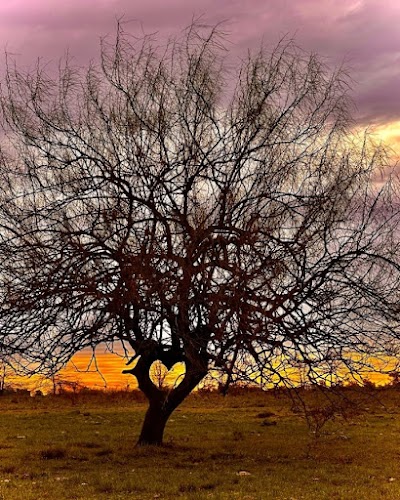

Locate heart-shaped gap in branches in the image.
[149,360,185,390]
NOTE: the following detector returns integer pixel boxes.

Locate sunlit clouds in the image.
[0,1,399,132]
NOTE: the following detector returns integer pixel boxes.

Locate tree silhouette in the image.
[0,24,399,444]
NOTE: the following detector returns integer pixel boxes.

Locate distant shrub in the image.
[39,447,67,460]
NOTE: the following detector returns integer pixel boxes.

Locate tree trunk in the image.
[137,403,172,446]
[124,343,208,446]
[134,369,208,445]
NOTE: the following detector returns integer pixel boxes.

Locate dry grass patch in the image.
[0,388,399,498]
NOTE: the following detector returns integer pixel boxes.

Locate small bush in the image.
[256,411,276,418]
[39,447,67,460]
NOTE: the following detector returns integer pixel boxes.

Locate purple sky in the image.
[1,0,400,131]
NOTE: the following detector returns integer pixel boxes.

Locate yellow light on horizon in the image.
[369,120,400,155]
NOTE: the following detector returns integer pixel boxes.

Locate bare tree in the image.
[0,359,12,393]
[0,354,22,393]
[0,24,399,445]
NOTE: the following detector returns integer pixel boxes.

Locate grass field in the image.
[1,387,400,499]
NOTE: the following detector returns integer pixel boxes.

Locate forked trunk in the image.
[126,344,208,446]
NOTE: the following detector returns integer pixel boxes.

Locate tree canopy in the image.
[0,24,399,444]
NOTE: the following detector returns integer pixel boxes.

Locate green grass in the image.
[1,388,400,499]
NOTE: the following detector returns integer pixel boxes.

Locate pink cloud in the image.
[0,0,399,125]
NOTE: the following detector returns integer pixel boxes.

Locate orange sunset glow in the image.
[61,352,185,391]
[3,351,186,393]
[62,351,135,390]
